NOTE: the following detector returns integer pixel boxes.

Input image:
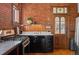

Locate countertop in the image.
[20,32,53,36]
[0,35,29,55]
[0,40,21,55]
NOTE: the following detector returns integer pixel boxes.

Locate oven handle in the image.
[22,38,30,48]
[22,38,30,55]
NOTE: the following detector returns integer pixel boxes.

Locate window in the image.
[13,5,20,34]
[53,7,67,14]
[55,17,60,34]
[61,17,65,34]
[55,17,65,34]
[13,5,19,23]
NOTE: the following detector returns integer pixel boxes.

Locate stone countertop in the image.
[0,35,29,55]
[20,32,53,36]
[0,40,21,55]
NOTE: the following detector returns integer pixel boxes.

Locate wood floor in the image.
[28,49,75,55]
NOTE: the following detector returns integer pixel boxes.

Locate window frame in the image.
[53,6,68,14]
[13,5,20,24]
[55,16,66,34]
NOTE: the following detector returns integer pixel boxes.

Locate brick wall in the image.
[21,3,77,33]
[22,4,51,25]
[21,3,77,49]
[0,3,13,30]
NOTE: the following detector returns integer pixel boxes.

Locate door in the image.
[54,15,69,49]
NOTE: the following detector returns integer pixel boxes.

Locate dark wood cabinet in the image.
[29,35,53,52]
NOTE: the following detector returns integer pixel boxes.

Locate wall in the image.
[21,3,77,49]
[22,4,51,25]
[21,3,77,35]
[0,3,13,30]
[0,3,77,36]
[68,4,77,38]
[0,3,77,49]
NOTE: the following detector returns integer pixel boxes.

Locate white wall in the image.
[75,17,79,46]
[77,4,79,13]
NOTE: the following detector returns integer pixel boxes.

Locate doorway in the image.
[54,15,69,49]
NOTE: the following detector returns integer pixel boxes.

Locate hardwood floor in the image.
[28,49,75,55]
[50,49,75,55]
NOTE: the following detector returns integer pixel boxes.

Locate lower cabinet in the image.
[7,44,22,55]
[7,35,53,54]
[7,43,30,55]
[29,35,53,52]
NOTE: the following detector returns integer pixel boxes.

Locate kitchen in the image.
[0,3,79,55]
